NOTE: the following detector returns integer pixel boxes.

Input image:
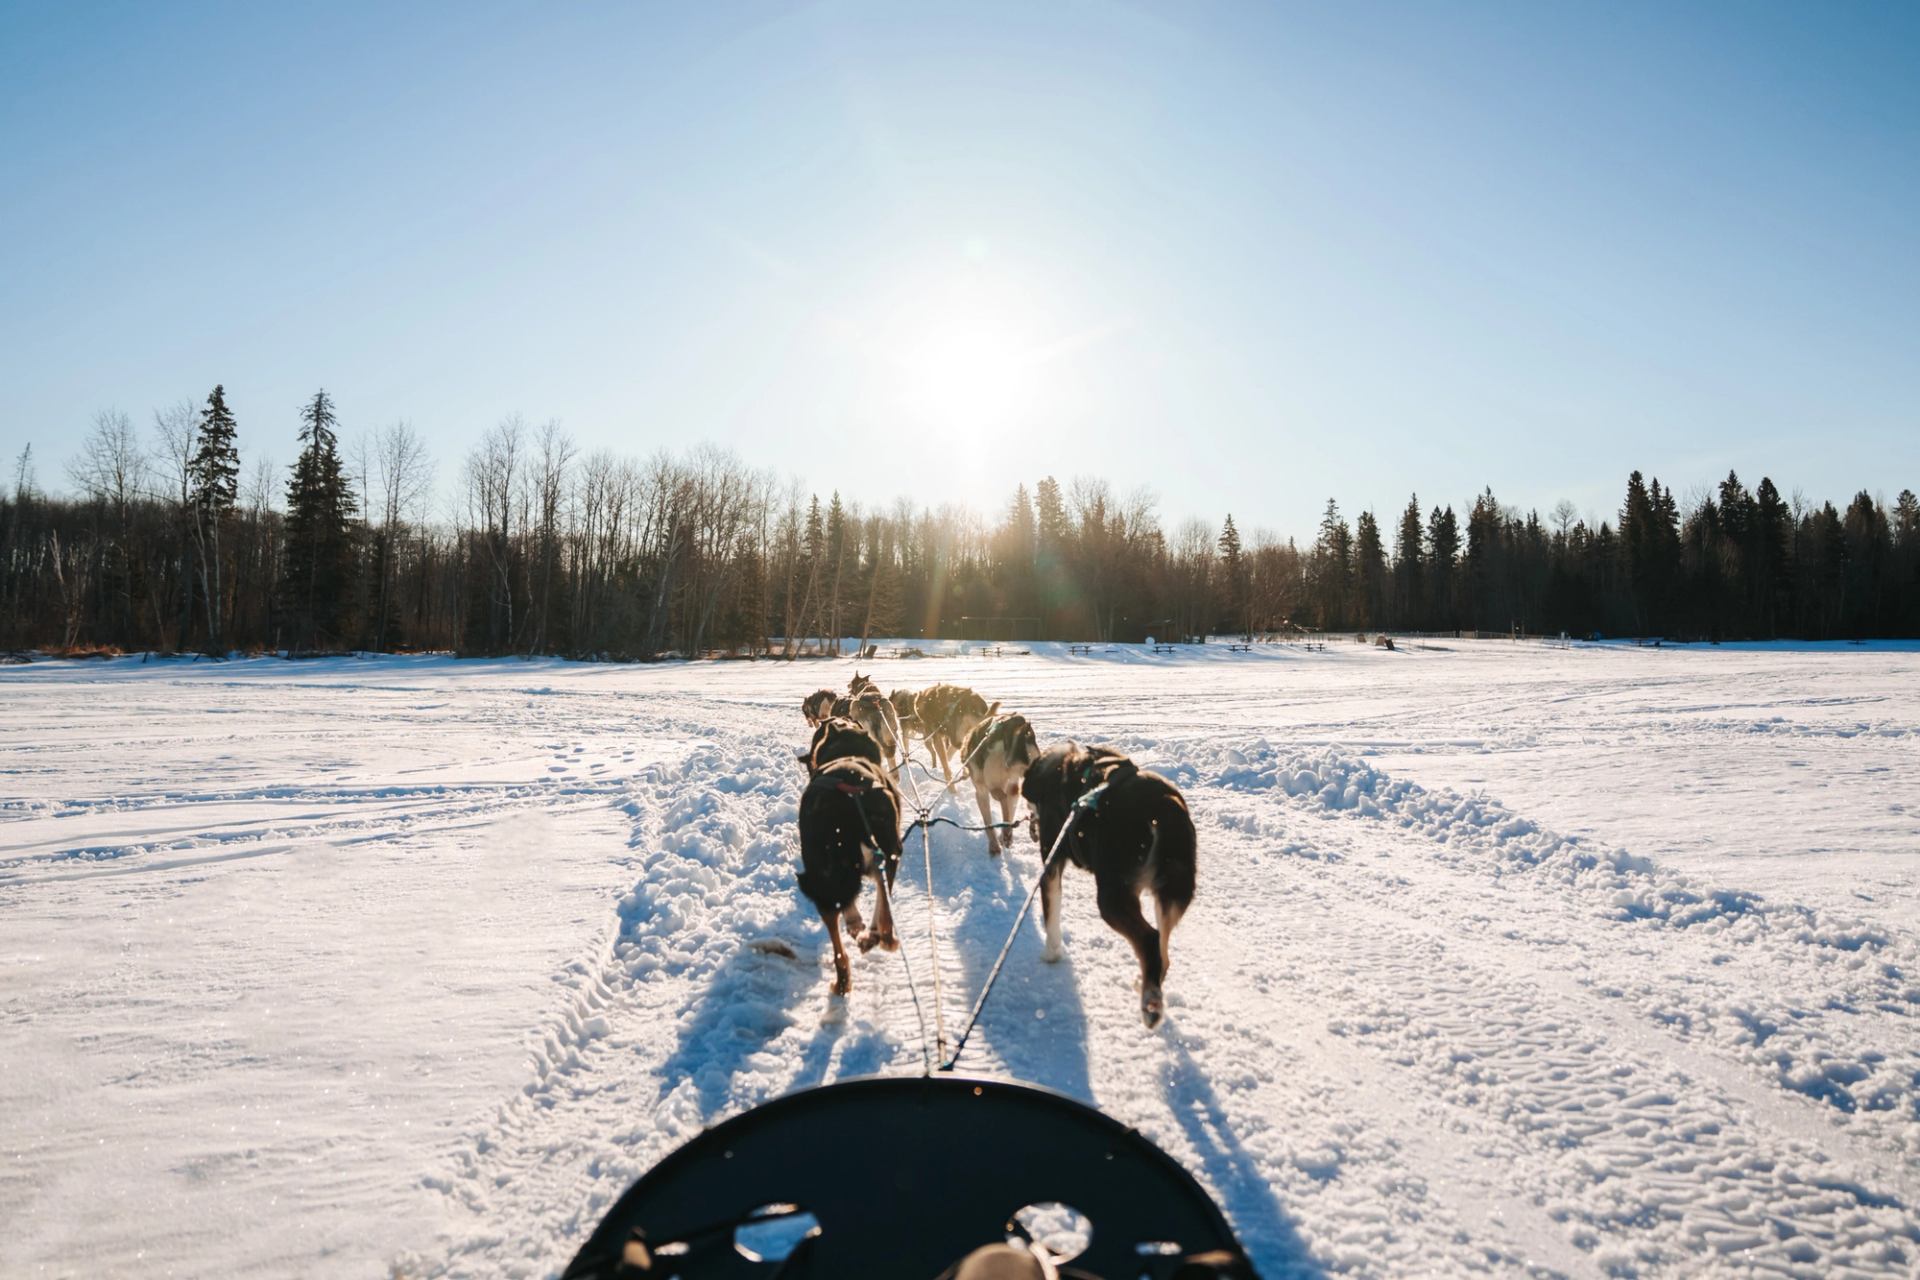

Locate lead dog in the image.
[1020,744,1196,1028]
[959,712,1039,855]
[796,755,903,995]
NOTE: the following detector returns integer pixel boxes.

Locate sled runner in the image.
[562,1074,1256,1278]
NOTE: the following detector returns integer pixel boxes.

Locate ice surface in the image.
[2,642,1915,1276]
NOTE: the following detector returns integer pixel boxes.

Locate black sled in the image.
[563,1074,1255,1279]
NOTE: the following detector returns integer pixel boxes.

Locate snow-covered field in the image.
[2,641,1916,1278]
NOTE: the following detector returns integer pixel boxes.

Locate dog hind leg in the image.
[1154,897,1186,981]
[973,779,1001,856]
[1040,863,1067,963]
[860,868,898,952]
[1097,879,1166,1028]
[819,903,852,996]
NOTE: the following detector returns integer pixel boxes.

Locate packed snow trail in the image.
[2,644,1916,1277]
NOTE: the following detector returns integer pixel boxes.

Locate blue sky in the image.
[2,1,1914,538]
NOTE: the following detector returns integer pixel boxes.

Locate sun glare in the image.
[902,317,1033,435]
[869,252,1059,441]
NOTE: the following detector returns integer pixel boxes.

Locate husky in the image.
[958,712,1039,855]
[886,688,920,742]
[1020,744,1197,1028]
[798,715,884,776]
[801,688,841,726]
[796,755,902,995]
[912,683,996,783]
[845,688,900,772]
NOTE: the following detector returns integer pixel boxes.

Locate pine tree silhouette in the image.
[281,389,359,652]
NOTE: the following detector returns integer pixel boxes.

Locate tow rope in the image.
[844,696,1102,1075]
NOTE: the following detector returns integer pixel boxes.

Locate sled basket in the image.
[562,1073,1254,1278]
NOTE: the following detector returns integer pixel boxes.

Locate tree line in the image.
[5,389,1918,656]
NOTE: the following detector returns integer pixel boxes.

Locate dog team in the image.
[793,672,1197,1029]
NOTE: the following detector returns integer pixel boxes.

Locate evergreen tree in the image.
[1895,489,1920,635]
[281,389,359,651]
[996,484,1039,627]
[187,385,241,651]
[1217,514,1247,636]
[1426,505,1460,628]
[1033,476,1072,635]
[1393,494,1424,628]
[1311,499,1352,629]
[1464,489,1506,631]
[825,492,848,648]
[1353,510,1387,629]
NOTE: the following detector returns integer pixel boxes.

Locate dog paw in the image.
[1141,984,1164,1028]
[1042,942,1063,964]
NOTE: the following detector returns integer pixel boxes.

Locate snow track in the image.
[3,645,1916,1277]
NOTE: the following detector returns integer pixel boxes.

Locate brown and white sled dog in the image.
[885,688,920,742]
[845,689,900,773]
[912,683,996,782]
[959,712,1039,855]
[796,755,903,995]
[1020,744,1197,1028]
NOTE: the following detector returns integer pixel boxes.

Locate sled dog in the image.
[845,688,900,772]
[801,688,841,726]
[796,755,902,995]
[913,683,996,782]
[1021,744,1196,1028]
[959,711,1040,856]
[799,716,885,777]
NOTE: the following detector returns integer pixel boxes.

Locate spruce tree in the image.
[1312,499,1353,629]
[1217,514,1247,637]
[1353,510,1387,630]
[187,385,241,652]
[1427,505,1460,628]
[1394,495,1424,628]
[282,389,358,651]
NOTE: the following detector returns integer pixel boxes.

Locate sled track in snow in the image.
[414,720,1919,1278]
[5,652,1917,1278]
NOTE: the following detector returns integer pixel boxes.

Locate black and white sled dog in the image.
[796,755,903,996]
[959,711,1039,856]
[798,715,885,777]
[801,688,841,726]
[1020,744,1197,1028]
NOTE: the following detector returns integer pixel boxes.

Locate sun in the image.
[876,256,1051,438]
[901,316,1033,434]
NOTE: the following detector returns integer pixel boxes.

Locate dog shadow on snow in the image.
[1162,1037,1327,1278]
[654,877,945,1116]
[654,891,846,1116]
[653,811,1095,1116]
[939,822,1095,1101]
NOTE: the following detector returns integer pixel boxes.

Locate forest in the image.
[4,388,1918,657]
